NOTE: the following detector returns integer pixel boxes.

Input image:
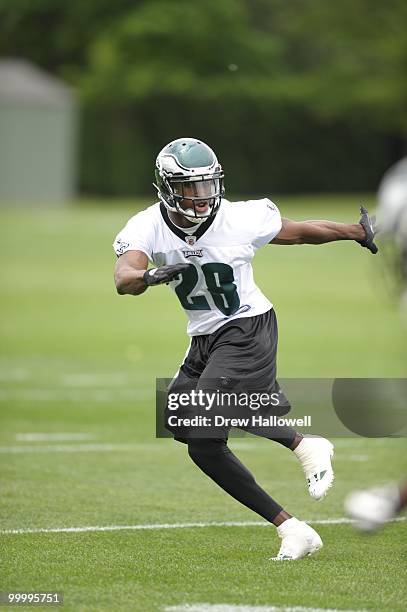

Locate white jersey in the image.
[113,198,282,336]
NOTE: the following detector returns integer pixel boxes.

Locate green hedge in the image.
[80,97,394,196]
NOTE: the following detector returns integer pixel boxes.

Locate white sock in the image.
[277,516,302,536]
[293,437,308,459]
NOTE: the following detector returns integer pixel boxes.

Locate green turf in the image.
[0,195,406,611]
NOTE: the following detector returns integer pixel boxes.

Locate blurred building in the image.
[0,59,78,204]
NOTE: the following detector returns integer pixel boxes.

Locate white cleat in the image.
[271,517,323,560]
[293,436,334,500]
[345,484,401,531]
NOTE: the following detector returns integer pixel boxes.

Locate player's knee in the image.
[187,438,228,462]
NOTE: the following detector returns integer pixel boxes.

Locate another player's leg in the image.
[187,437,323,560]
[345,480,407,531]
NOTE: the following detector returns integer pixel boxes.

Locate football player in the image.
[113,138,378,560]
[345,157,407,531]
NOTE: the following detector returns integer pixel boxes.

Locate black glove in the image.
[143,263,189,286]
[358,206,379,255]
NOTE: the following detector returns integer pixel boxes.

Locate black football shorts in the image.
[165,308,291,442]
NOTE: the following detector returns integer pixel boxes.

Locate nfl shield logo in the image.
[185,235,197,246]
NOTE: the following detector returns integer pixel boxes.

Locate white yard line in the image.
[0,443,147,453]
[60,373,131,387]
[0,389,150,402]
[0,517,404,536]
[0,441,375,455]
[330,439,395,447]
[337,455,369,462]
[15,433,95,442]
[164,605,366,612]
[0,369,29,382]
[0,441,175,453]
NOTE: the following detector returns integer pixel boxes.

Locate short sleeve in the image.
[251,198,282,249]
[113,210,154,259]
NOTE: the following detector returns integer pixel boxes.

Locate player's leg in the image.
[167,335,296,531]
[187,437,284,523]
[240,308,335,500]
[187,437,323,560]
[292,435,335,500]
[165,339,290,530]
[205,309,334,500]
[187,318,322,559]
[167,322,323,558]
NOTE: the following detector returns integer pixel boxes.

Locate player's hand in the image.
[358,206,379,255]
[143,263,189,286]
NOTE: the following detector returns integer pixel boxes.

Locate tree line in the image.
[1,0,406,194]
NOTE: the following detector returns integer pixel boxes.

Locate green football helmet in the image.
[154,138,224,224]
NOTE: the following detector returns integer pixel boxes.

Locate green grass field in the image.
[1,195,406,612]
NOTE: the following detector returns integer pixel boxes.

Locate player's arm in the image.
[114,250,189,296]
[272,218,364,244]
[114,250,149,295]
[270,207,378,254]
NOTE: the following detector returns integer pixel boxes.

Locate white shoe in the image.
[293,436,334,500]
[345,484,400,531]
[271,517,323,560]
